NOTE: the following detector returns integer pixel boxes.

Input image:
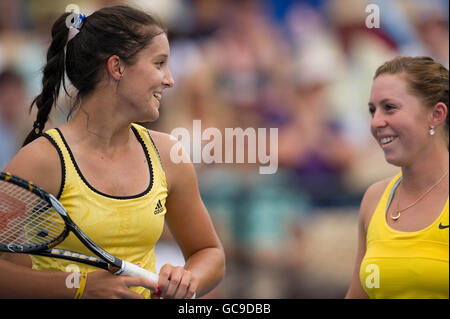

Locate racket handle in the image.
[120,261,196,299]
[120,261,159,283]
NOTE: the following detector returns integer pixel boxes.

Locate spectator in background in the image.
[392,0,449,67]
[277,36,358,207]
[202,0,290,126]
[0,69,30,169]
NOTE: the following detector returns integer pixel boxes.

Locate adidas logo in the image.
[154,200,164,215]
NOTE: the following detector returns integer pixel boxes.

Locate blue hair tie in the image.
[72,13,86,30]
[67,13,85,43]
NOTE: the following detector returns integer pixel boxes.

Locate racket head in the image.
[0,172,68,253]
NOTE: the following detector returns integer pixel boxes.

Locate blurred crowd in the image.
[0,0,448,298]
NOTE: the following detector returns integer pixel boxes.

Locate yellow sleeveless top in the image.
[360,173,449,299]
[31,123,168,298]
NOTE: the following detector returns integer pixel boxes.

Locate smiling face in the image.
[117,32,174,122]
[368,73,432,166]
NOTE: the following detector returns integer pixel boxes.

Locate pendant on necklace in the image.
[391,211,401,221]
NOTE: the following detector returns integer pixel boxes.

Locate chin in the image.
[146,109,160,122]
[385,157,402,167]
[135,111,159,124]
[384,152,408,167]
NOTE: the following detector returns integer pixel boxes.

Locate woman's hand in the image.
[152,264,199,299]
[83,270,158,299]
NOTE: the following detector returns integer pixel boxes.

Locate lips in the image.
[153,92,162,101]
[378,135,397,146]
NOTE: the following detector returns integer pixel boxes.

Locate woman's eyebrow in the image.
[153,54,168,59]
[368,98,393,107]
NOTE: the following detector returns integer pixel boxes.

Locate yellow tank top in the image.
[360,173,449,299]
[32,123,168,298]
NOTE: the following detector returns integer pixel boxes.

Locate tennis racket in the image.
[0,171,188,297]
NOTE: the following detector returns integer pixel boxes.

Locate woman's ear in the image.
[428,102,448,128]
[106,55,124,81]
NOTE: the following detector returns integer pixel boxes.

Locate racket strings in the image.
[0,181,65,247]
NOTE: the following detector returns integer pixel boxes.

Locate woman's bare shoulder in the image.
[4,136,62,196]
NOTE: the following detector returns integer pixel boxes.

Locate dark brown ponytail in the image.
[23,13,70,146]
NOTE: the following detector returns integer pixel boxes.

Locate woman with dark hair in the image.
[346,56,448,298]
[0,5,225,299]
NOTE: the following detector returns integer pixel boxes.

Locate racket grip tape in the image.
[120,261,159,284]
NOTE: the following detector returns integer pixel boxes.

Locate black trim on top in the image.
[146,130,164,171]
[42,133,66,200]
[54,126,154,200]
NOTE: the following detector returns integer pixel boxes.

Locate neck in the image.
[401,146,449,194]
[66,91,132,152]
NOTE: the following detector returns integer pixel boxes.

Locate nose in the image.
[370,109,387,131]
[163,69,175,88]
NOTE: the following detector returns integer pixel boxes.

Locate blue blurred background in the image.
[0,0,448,298]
